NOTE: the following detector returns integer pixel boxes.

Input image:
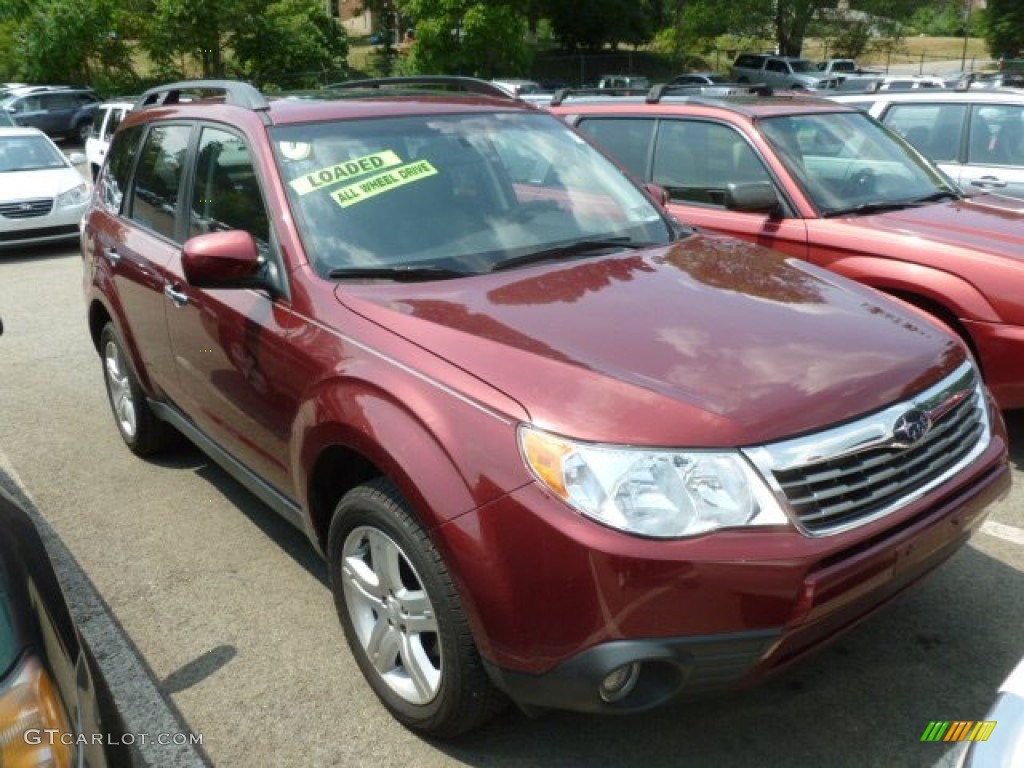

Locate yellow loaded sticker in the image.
[289,150,404,196]
[331,160,438,208]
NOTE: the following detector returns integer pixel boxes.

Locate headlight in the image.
[519,426,789,538]
[55,183,90,209]
[0,655,75,768]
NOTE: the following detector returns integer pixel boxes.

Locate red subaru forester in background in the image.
[81,78,1010,737]
[546,88,1024,410]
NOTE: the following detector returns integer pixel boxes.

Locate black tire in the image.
[99,323,170,457]
[327,478,506,738]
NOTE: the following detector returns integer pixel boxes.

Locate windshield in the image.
[758,111,959,216]
[0,134,67,172]
[272,111,672,277]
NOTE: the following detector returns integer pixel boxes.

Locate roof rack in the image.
[324,76,513,100]
[955,73,976,91]
[548,87,649,107]
[643,82,773,103]
[134,80,270,112]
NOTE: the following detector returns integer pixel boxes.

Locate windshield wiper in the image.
[489,238,650,273]
[823,201,925,218]
[823,188,963,218]
[327,266,470,282]
[909,190,961,204]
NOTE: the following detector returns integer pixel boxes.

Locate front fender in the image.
[294,367,531,537]
[828,256,1001,324]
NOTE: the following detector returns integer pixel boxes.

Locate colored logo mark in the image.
[921,721,997,742]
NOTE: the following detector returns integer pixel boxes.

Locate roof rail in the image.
[955,73,977,91]
[325,76,513,99]
[134,80,270,112]
[548,87,649,107]
[643,82,770,103]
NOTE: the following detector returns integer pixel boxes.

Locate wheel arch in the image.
[298,373,525,559]
[87,295,163,397]
[87,298,113,355]
[831,256,1000,325]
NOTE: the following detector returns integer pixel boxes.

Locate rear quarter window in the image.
[99,123,144,212]
[575,118,655,179]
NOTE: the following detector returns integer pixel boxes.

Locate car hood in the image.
[337,234,965,447]
[0,167,83,201]
[854,193,1024,259]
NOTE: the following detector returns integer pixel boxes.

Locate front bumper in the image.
[442,433,1009,714]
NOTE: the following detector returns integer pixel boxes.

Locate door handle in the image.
[163,284,189,307]
[103,247,121,264]
[970,176,1007,188]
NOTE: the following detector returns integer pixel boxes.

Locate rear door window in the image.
[127,124,193,241]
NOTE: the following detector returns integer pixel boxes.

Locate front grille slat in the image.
[755,364,988,535]
[0,199,54,219]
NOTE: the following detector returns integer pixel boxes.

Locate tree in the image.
[139,0,347,85]
[985,0,1024,59]
[12,0,136,87]
[543,0,664,52]
[142,0,241,78]
[397,0,533,77]
[232,0,349,88]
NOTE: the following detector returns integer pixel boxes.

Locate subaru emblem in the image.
[892,409,931,447]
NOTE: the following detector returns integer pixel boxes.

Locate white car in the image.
[0,126,92,248]
[828,88,1024,198]
[957,657,1024,767]
[85,100,132,179]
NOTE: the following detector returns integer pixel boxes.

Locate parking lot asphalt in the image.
[0,245,1021,768]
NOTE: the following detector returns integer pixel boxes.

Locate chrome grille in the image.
[744,362,989,536]
[0,199,53,219]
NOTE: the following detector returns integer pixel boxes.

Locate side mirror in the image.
[67,152,87,166]
[724,181,780,214]
[182,231,266,290]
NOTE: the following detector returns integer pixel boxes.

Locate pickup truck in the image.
[731,53,840,90]
[818,58,884,90]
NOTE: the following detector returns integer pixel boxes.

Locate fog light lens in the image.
[599,662,641,703]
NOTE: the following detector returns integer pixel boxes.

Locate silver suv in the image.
[731,54,840,90]
[829,87,1024,198]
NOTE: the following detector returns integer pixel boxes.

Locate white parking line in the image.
[980,520,1024,546]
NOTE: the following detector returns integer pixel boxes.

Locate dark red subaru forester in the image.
[81,78,1010,737]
